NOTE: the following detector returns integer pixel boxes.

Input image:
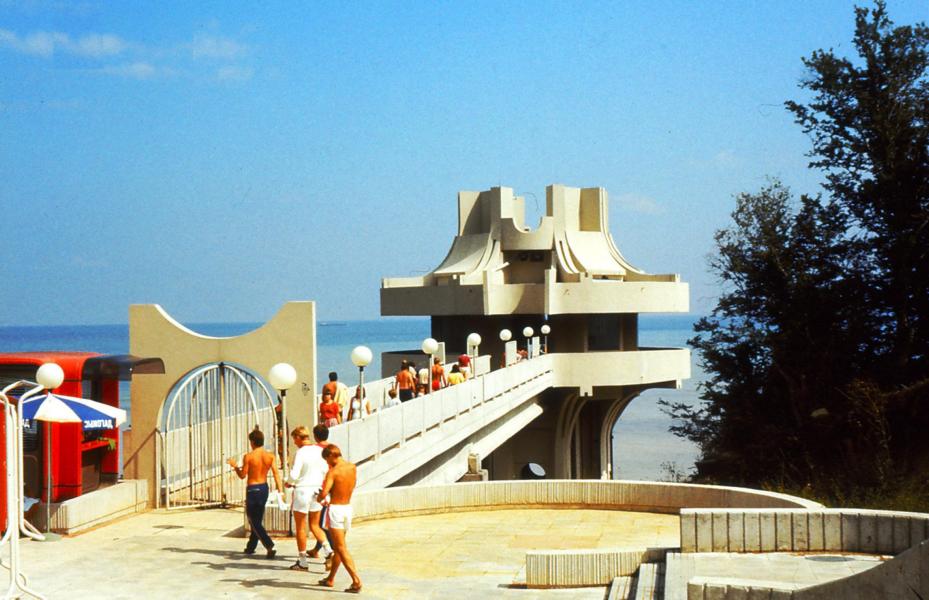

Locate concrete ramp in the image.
[327,356,554,490]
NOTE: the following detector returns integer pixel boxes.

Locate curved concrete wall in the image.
[351,480,822,522]
[683,508,929,599]
[681,507,929,555]
[345,480,820,588]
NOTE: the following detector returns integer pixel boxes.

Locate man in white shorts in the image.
[286,424,332,571]
[316,444,361,593]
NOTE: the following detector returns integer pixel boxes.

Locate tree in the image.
[786,1,929,382]
[667,3,929,504]
[664,182,871,490]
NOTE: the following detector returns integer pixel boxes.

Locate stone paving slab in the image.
[663,551,889,600]
[14,507,678,599]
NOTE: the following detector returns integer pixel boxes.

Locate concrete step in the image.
[633,562,665,600]
[663,552,694,600]
[607,576,636,600]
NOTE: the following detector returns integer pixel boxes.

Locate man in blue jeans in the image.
[227,426,283,558]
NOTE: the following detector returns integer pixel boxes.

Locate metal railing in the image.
[326,354,554,468]
[157,363,279,510]
[0,381,50,599]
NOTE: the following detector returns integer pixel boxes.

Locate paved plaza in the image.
[16,507,678,599]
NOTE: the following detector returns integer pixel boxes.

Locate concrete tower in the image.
[381,184,690,480]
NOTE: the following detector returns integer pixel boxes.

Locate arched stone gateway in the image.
[124,302,317,506]
[159,362,277,509]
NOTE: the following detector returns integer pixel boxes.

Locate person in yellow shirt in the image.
[447,364,465,386]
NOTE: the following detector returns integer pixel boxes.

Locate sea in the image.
[0,315,702,481]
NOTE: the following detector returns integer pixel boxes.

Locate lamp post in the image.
[499,329,512,366]
[350,346,372,416]
[268,362,297,470]
[421,338,439,393]
[540,324,551,354]
[522,326,534,357]
[35,362,64,541]
[466,333,481,357]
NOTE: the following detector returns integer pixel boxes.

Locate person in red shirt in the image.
[457,353,471,379]
[321,372,339,403]
[319,391,341,427]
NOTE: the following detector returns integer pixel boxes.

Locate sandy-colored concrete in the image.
[126,301,318,506]
[665,551,889,600]
[16,507,678,599]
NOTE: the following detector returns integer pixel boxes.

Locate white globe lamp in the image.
[467,332,481,356]
[268,362,297,468]
[421,338,440,394]
[499,329,512,342]
[350,345,373,368]
[36,363,65,390]
[522,327,534,357]
[268,362,297,391]
[540,324,551,335]
[350,346,373,417]
[421,338,439,355]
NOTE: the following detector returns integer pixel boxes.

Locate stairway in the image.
[607,560,667,600]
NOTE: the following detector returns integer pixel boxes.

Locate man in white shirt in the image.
[285,424,332,570]
[417,364,429,396]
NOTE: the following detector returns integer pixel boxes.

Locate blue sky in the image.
[1,1,926,326]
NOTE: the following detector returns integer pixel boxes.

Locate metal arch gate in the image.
[158,362,278,510]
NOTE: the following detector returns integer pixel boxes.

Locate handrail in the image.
[326,354,554,468]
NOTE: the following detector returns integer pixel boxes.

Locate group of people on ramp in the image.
[226,423,362,593]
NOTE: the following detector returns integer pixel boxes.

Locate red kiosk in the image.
[0,352,163,531]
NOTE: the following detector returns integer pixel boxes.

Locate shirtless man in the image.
[227,426,282,558]
[394,360,416,402]
[285,424,333,571]
[316,445,361,593]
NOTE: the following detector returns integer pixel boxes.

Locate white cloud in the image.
[216,65,253,82]
[615,193,666,216]
[712,149,738,168]
[72,33,126,57]
[190,34,247,59]
[0,28,127,57]
[95,61,172,80]
[0,29,67,56]
[0,27,253,85]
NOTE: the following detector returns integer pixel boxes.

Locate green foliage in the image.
[786,0,929,380]
[665,2,929,504]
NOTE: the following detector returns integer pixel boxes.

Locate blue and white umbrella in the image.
[21,393,126,430]
[19,392,127,535]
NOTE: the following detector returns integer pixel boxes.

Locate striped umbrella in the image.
[20,393,127,534]
[21,393,126,430]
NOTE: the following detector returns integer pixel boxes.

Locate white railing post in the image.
[376,407,381,460]
[399,398,405,448]
[0,382,49,599]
